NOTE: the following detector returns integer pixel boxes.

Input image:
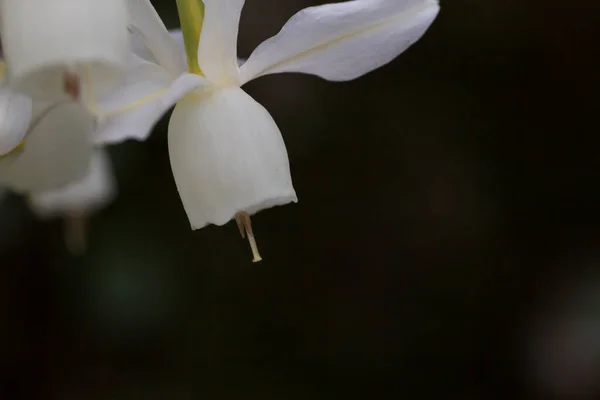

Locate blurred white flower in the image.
[0,63,114,255]
[93,0,439,260]
[0,0,130,102]
[0,84,115,254]
[0,95,107,255]
[0,53,97,193]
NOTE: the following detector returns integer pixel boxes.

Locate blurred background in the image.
[2,0,600,398]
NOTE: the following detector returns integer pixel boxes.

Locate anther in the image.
[63,69,80,100]
[235,211,262,263]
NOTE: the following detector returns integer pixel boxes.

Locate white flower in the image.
[0,0,130,101]
[94,0,439,260]
[0,61,113,255]
[0,62,115,254]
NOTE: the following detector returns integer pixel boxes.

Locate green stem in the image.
[175,0,205,75]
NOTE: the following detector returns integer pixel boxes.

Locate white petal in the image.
[28,149,116,218]
[95,57,173,115]
[134,29,188,68]
[168,87,297,229]
[0,102,94,193]
[239,0,439,84]
[0,0,130,100]
[0,88,32,155]
[169,29,247,67]
[197,0,244,85]
[129,27,156,63]
[126,0,187,76]
[169,29,185,53]
[94,73,207,145]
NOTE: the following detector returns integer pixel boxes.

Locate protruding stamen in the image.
[64,69,80,100]
[65,212,87,255]
[235,211,262,263]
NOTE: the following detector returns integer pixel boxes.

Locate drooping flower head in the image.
[0,1,125,254]
[94,0,440,261]
[0,66,116,254]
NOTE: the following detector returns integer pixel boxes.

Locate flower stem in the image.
[175,0,205,75]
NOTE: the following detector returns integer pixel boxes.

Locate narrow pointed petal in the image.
[0,0,130,100]
[28,149,116,218]
[168,87,297,230]
[94,72,207,144]
[133,29,188,68]
[0,89,33,156]
[197,0,245,85]
[94,57,173,116]
[239,0,439,84]
[0,102,94,193]
[170,29,247,67]
[126,0,187,76]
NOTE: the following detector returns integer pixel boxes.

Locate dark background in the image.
[2,0,600,398]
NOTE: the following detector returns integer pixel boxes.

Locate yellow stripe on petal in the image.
[175,0,205,75]
[0,61,6,81]
[0,140,26,160]
[82,65,168,120]
[100,88,168,119]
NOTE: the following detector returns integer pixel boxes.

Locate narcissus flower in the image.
[0,0,130,101]
[0,57,97,210]
[94,0,439,261]
[0,58,115,255]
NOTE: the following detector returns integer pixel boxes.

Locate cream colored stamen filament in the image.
[235,211,262,263]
